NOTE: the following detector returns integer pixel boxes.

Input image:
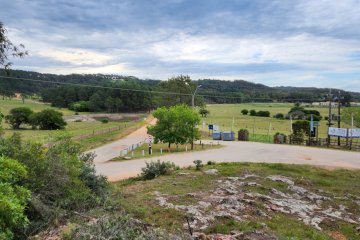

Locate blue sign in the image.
[208,124,213,130]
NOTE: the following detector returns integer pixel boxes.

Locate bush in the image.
[249,109,257,116]
[238,129,249,141]
[140,160,178,180]
[256,111,270,117]
[207,161,216,165]
[193,160,203,170]
[0,135,109,237]
[101,118,109,123]
[30,109,67,130]
[274,113,284,119]
[5,107,34,129]
[0,156,31,240]
[69,101,90,112]
[241,109,248,115]
[273,132,287,144]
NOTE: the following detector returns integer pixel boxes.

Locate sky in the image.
[1,0,360,91]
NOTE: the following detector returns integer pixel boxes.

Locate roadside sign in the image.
[208,124,213,130]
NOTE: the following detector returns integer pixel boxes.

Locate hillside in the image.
[1,70,359,105]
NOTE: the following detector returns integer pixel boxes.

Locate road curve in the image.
[93,140,360,182]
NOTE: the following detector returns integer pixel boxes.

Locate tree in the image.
[199,107,210,117]
[0,22,28,70]
[0,156,30,240]
[274,113,284,119]
[147,105,200,151]
[30,109,67,130]
[241,109,248,115]
[342,107,360,128]
[249,109,257,116]
[5,107,33,129]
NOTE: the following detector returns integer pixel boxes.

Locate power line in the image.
[0,75,332,102]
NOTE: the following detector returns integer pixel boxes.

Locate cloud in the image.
[1,0,360,91]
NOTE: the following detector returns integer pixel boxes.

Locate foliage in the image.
[5,107,33,129]
[0,134,109,237]
[249,109,257,116]
[199,107,210,117]
[342,107,360,128]
[292,120,310,139]
[207,161,216,165]
[256,110,270,117]
[68,215,172,240]
[193,160,203,170]
[101,118,109,124]
[274,113,284,119]
[140,160,178,180]
[241,109,248,115]
[0,22,28,70]
[29,109,67,130]
[69,101,90,112]
[238,129,249,141]
[147,104,200,150]
[0,156,30,240]
[158,75,203,107]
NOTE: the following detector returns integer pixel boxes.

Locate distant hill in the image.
[1,69,359,104]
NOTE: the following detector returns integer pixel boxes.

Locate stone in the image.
[205,169,218,174]
[177,172,190,176]
[266,175,294,185]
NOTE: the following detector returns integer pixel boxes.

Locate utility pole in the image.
[337,91,341,146]
[327,89,333,147]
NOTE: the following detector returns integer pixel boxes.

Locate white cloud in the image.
[37,48,112,65]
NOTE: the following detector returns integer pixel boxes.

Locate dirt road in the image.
[92,139,360,182]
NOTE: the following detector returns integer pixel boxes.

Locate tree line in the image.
[1,70,359,112]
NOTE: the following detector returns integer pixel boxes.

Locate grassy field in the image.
[114,163,360,239]
[112,142,223,161]
[0,98,76,115]
[201,103,352,139]
[0,98,146,149]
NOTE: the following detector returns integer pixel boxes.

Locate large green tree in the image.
[29,109,67,130]
[5,107,33,129]
[147,104,200,151]
[342,107,360,128]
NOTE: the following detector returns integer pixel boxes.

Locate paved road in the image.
[92,139,360,182]
[87,117,154,163]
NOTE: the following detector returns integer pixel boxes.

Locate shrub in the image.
[5,107,33,129]
[241,109,248,115]
[101,118,109,123]
[0,156,31,240]
[207,161,216,165]
[0,135,109,237]
[69,101,90,112]
[30,109,67,130]
[274,113,284,119]
[140,160,178,180]
[193,160,203,170]
[249,109,257,116]
[273,132,287,144]
[256,111,270,117]
[238,129,249,141]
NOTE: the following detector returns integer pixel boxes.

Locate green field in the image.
[0,99,146,149]
[201,103,351,139]
[0,98,76,116]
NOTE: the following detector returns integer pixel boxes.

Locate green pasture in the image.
[0,98,75,115]
[202,103,351,138]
